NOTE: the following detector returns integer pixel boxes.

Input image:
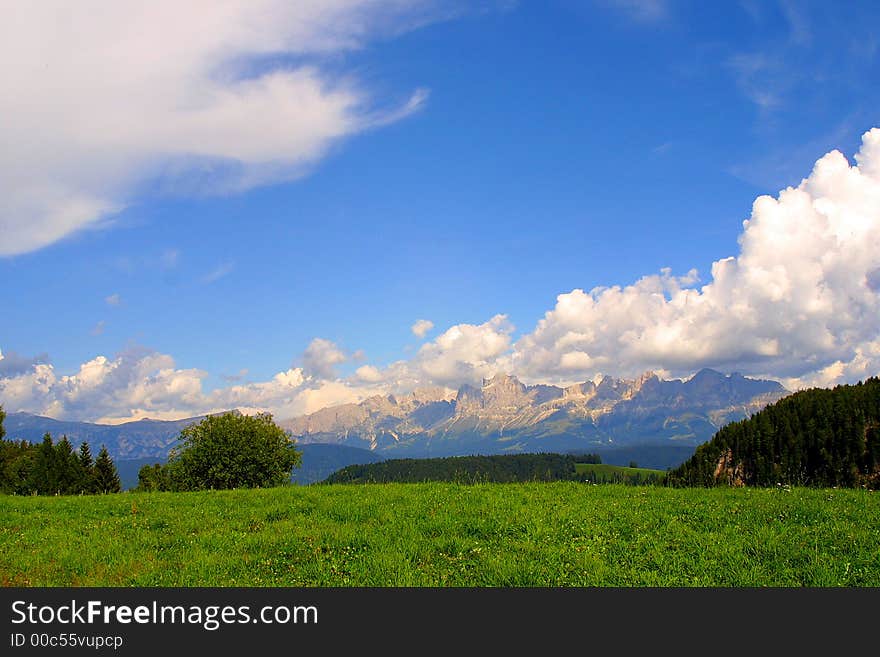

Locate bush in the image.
[153,412,301,491]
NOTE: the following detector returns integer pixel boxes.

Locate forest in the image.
[323,452,607,484]
[667,377,880,488]
[0,434,121,495]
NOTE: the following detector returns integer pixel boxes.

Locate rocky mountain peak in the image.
[482,372,525,390]
[563,381,597,398]
[623,371,662,399]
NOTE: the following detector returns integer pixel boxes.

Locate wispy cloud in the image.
[779,0,811,46]
[726,52,786,110]
[200,261,235,285]
[0,1,444,257]
[600,0,668,23]
[105,293,121,307]
[160,249,180,270]
[90,321,106,337]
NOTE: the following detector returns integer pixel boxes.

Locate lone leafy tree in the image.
[168,412,301,490]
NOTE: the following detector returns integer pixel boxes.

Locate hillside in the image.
[290,444,384,485]
[668,377,880,488]
[284,369,788,456]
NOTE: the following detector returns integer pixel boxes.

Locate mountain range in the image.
[283,369,788,458]
[3,369,789,470]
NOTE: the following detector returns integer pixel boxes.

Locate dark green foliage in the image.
[668,377,880,488]
[324,453,581,484]
[324,452,667,485]
[137,463,172,492]
[0,439,33,494]
[0,429,121,495]
[144,412,301,491]
[567,451,602,464]
[77,442,96,493]
[93,445,121,493]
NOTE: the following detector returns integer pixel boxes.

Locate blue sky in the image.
[2,1,880,422]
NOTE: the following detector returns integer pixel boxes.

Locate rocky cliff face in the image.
[281,369,789,455]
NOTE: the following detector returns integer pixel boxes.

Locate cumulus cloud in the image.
[510,128,880,388]
[0,1,437,256]
[354,365,385,383]
[411,319,434,338]
[0,343,372,423]
[0,347,206,422]
[353,315,515,389]
[301,338,349,380]
[0,349,49,378]
[2,129,879,421]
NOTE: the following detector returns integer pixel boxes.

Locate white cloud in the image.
[90,321,106,337]
[355,315,515,389]
[0,349,49,378]
[0,1,437,256]
[415,315,513,385]
[354,365,384,383]
[200,261,235,285]
[602,0,668,22]
[301,338,348,380]
[105,294,121,306]
[3,130,880,420]
[510,128,880,388]
[411,319,434,338]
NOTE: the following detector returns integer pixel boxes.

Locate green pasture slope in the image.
[1,483,878,586]
[574,463,665,484]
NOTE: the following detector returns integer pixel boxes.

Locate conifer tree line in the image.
[326,453,595,484]
[668,377,880,489]
[0,407,121,494]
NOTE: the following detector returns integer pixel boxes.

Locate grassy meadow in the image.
[573,463,665,484]
[1,482,878,586]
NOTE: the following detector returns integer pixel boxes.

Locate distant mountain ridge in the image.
[283,369,789,457]
[2,369,789,464]
[2,412,213,459]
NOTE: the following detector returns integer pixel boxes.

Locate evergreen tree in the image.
[77,441,96,493]
[668,377,880,489]
[53,436,80,494]
[93,445,121,493]
[26,433,56,494]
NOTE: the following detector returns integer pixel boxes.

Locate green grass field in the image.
[574,463,665,483]
[2,483,878,586]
